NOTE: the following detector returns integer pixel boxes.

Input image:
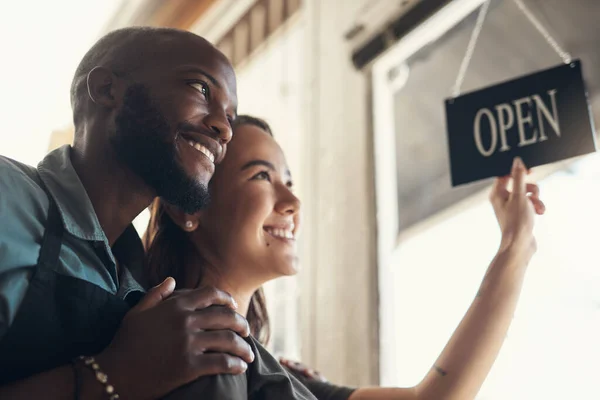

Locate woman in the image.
[144,115,545,400]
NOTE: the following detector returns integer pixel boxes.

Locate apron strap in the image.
[34,171,64,269]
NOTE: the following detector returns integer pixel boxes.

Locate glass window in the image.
[373,0,600,397]
[390,153,600,399]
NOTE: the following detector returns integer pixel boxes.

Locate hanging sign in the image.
[445,60,596,187]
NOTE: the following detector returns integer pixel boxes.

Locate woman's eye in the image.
[189,81,209,99]
[252,171,271,182]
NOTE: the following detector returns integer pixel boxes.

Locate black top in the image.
[163,337,356,400]
[164,336,316,399]
[285,368,356,400]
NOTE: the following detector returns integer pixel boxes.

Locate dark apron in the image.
[0,178,138,385]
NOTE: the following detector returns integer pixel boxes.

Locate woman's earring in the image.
[185,221,193,230]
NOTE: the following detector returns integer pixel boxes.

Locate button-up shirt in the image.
[0,145,145,339]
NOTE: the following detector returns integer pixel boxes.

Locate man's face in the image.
[111,36,238,213]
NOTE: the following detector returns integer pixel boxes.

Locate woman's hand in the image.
[490,157,545,261]
[279,357,328,382]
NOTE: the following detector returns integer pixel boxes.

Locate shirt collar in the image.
[36,145,147,294]
[37,145,107,242]
[113,224,149,291]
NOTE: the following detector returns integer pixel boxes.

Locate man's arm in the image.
[0,282,254,400]
[0,157,48,339]
[0,159,81,398]
[0,363,110,400]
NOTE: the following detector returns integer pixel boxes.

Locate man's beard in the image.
[111,83,210,214]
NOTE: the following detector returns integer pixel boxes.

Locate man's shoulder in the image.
[0,155,48,216]
[0,154,45,188]
[0,155,41,185]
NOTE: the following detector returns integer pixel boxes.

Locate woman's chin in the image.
[273,256,300,277]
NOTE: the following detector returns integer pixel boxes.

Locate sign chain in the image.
[452,0,491,98]
[452,0,572,98]
[512,0,572,64]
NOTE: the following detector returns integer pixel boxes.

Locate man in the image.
[0,27,254,399]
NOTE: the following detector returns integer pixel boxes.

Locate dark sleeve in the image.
[246,338,318,400]
[161,373,247,400]
[284,367,356,400]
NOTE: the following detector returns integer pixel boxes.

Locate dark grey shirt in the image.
[164,336,355,400]
[286,368,356,400]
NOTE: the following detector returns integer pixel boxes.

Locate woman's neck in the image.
[184,258,258,317]
[212,280,254,317]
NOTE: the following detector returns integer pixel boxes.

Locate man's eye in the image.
[189,81,209,99]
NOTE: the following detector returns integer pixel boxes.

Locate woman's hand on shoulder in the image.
[279,357,328,382]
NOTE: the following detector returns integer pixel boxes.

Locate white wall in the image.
[0,0,123,166]
[299,0,378,386]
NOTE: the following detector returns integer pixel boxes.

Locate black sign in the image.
[445,60,596,186]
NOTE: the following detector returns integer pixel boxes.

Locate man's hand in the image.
[97,278,254,400]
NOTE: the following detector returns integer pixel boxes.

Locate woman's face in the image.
[193,123,301,282]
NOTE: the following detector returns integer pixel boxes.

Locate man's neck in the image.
[70,144,154,246]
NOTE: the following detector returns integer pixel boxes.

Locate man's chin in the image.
[157,180,211,214]
[185,166,214,189]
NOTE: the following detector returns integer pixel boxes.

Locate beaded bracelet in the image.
[78,355,120,400]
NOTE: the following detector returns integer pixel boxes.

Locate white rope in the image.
[512,0,572,64]
[452,0,572,98]
[452,0,491,98]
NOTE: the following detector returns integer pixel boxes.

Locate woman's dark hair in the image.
[143,114,274,345]
[232,114,273,137]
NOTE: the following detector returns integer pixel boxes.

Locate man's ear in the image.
[163,203,201,232]
[86,66,124,108]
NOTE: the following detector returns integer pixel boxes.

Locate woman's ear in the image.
[163,203,201,232]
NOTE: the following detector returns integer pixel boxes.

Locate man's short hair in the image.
[70,26,203,126]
